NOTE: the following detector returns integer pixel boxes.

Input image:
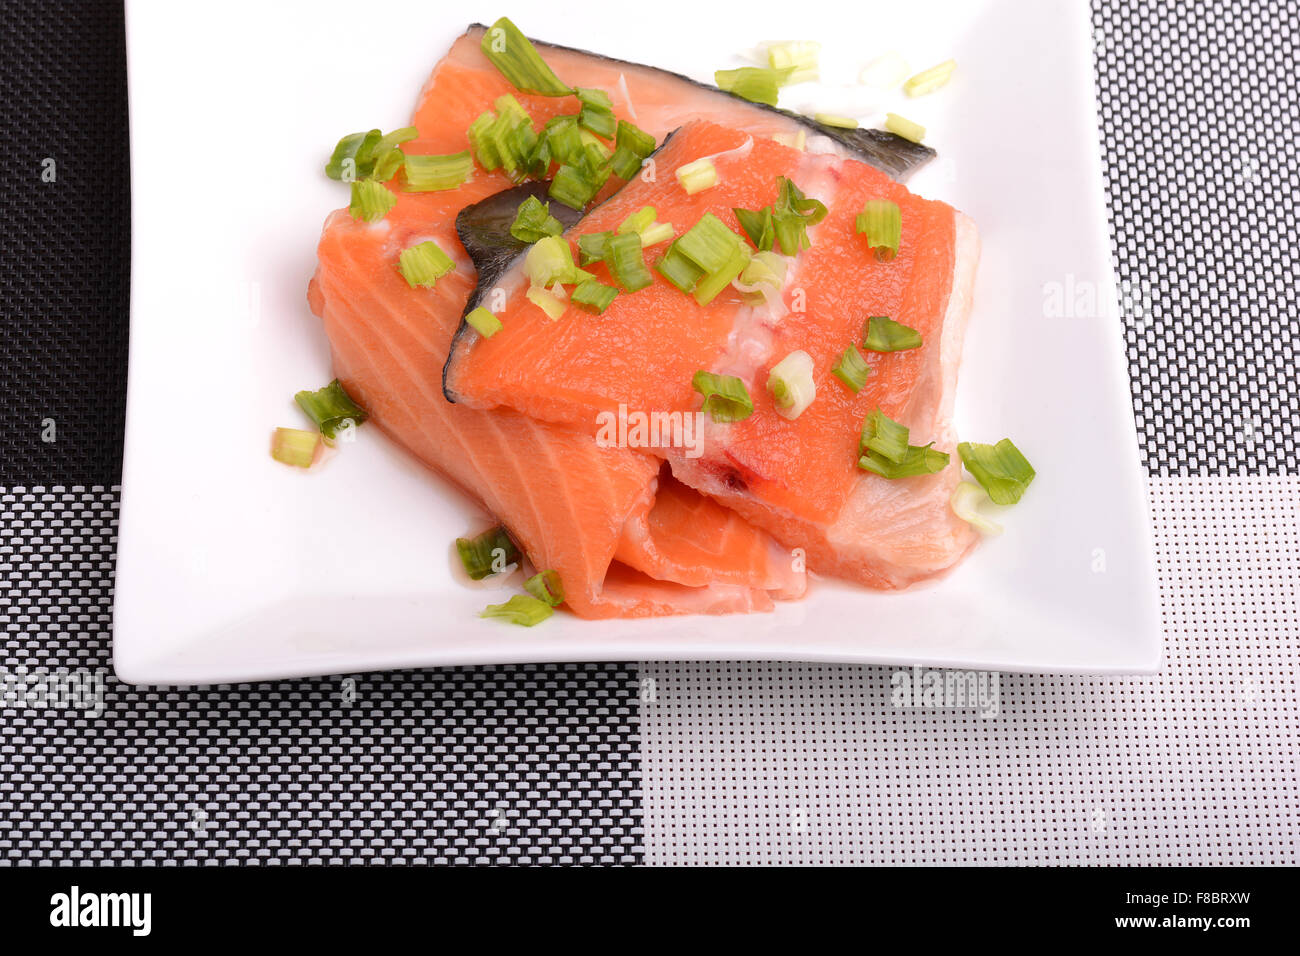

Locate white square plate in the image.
[114,0,1160,684]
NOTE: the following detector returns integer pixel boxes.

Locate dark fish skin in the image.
[441,26,938,402]
[455,182,583,310]
[466,23,936,181]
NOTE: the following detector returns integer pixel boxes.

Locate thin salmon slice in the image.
[443,119,980,588]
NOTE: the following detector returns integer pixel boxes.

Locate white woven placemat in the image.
[639,476,1299,865]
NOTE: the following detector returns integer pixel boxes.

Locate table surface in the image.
[0,0,1295,865]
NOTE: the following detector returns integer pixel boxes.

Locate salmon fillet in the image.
[443,120,980,588]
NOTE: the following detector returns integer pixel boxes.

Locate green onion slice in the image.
[863,315,922,352]
[734,206,775,251]
[271,427,319,468]
[456,526,521,580]
[549,162,604,209]
[767,350,816,420]
[480,17,572,96]
[571,280,619,314]
[578,231,613,265]
[832,345,871,393]
[348,179,396,222]
[675,213,742,274]
[326,129,381,181]
[610,120,657,180]
[294,379,369,440]
[604,232,653,292]
[398,240,456,288]
[904,59,957,97]
[524,569,566,606]
[676,157,718,195]
[813,112,858,128]
[480,593,554,626]
[957,439,1036,505]
[526,284,568,320]
[403,151,473,191]
[509,194,564,243]
[855,199,902,261]
[617,206,657,236]
[884,112,926,143]
[858,408,949,478]
[860,408,910,463]
[524,235,585,286]
[655,242,706,293]
[691,242,750,306]
[715,66,795,106]
[576,87,617,139]
[693,371,754,423]
[950,480,1004,536]
[766,41,820,83]
[639,222,675,247]
[465,306,502,338]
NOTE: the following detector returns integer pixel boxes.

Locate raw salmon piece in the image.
[442,119,980,588]
[310,192,785,616]
[412,25,935,180]
[615,469,805,599]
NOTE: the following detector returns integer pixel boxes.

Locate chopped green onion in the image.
[575,87,616,139]
[904,59,957,97]
[465,306,502,338]
[326,129,381,181]
[639,222,675,247]
[571,280,619,314]
[885,112,926,143]
[524,236,581,286]
[578,231,613,265]
[524,569,566,606]
[766,41,820,84]
[541,115,583,167]
[766,350,816,420]
[603,232,653,292]
[832,345,871,393]
[618,206,657,236]
[863,315,922,352]
[403,151,473,191]
[858,408,949,478]
[348,179,396,222]
[855,199,902,261]
[860,408,910,463]
[480,593,554,626]
[692,371,754,423]
[610,119,657,180]
[957,439,1036,505]
[398,240,456,288]
[772,176,828,255]
[860,443,950,479]
[738,250,787,289]
[715,66,795,106]
[294,379,369,440]
[813,112,859,129]
[370,148,406,183]
[772,129,807,151]
[456,526,521,580]
[549,162,604,208]
[479,17,572,96]
[950,481,1003,536]
[691,241,750,306]
[509,194,564,243]
[676,157,718,195]
[655,242,706,293]
[467,111,503,170]
[271,427,319,468]
[734,206,775,251]
[675,213,741,274]
[526,284,568,320]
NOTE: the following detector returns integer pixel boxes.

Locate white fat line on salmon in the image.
[614,73,638,123]
[595,404,705,458]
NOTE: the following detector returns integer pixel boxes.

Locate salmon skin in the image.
[442,119,980,589]
[462,23,937,181]
[455,182,583,296]
[307,44,805,616]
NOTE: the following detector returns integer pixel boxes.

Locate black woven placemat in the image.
[0,0,1296,865]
